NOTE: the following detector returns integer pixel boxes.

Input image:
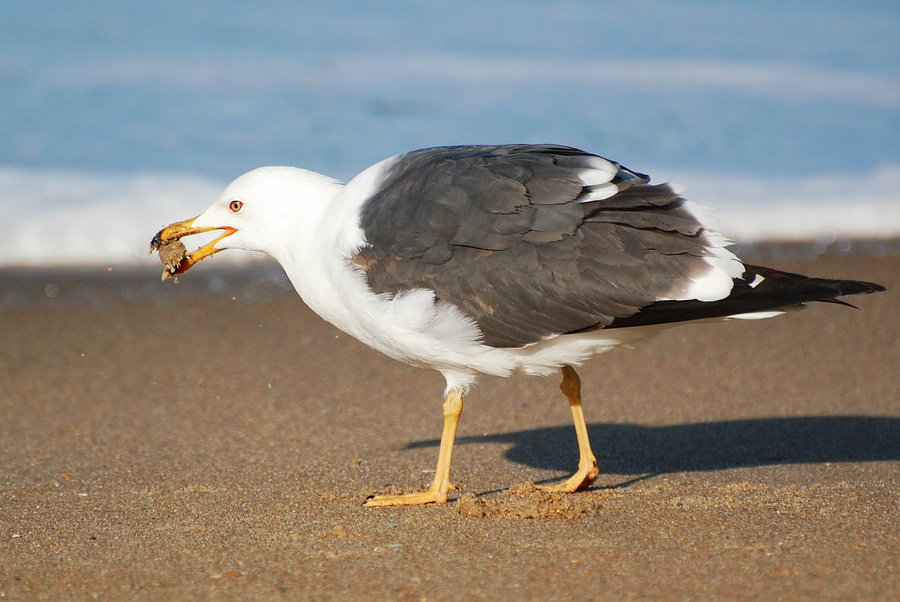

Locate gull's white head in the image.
[150,166,342,278]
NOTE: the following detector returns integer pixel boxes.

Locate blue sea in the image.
[2,1,899,266]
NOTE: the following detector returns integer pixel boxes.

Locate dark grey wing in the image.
[354,144,723,348]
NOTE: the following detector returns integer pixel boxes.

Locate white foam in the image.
[0,167,228,267]
[666,164,900,242]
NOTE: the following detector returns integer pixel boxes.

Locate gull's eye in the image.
[229,200,244,213]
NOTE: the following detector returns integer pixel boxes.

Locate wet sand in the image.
[1,248,897,599]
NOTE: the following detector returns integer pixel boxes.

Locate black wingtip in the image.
[746,265,885,302]
[827,279,885,300]
[854,281,887,295]
[606,267,884,330]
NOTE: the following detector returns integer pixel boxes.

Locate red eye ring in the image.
[229,200,243,213]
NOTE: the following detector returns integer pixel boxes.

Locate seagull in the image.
[150,144,885,506]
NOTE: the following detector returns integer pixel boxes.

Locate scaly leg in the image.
[364,389,463,506]
[538,365,600,492]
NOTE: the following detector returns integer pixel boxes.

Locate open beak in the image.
[149,217,236,280]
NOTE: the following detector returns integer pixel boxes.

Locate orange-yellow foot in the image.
[539,366,600,493]
[537,462,599,493]
[365,390,464,508]
[364,484,449,507]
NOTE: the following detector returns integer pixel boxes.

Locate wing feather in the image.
[355,145,728,347]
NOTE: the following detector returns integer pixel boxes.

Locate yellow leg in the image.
[538,365,600,493]
[364,389,463,506]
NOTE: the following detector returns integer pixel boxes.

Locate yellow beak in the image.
[150,217,237,280]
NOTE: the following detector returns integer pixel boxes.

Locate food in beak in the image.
[149,220,236,281]
[158,239,188,275]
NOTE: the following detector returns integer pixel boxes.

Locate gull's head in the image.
[150,166,342,279]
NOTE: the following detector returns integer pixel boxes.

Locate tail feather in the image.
[608,264,885,329]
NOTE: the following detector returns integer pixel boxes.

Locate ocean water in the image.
[2,1,899,267]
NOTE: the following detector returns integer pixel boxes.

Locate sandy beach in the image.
[1,247,897,600]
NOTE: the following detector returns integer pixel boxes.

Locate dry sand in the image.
[1,246,897,600]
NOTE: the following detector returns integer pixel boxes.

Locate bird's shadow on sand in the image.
[405,416,900,481]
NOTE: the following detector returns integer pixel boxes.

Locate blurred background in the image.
[2,0,899,266]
